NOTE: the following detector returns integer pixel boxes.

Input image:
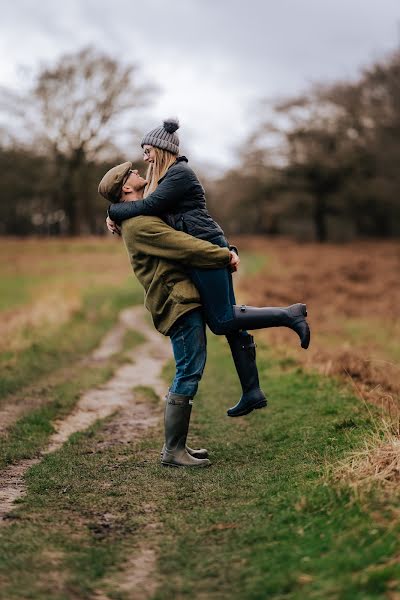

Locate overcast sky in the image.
[1,0,399,169]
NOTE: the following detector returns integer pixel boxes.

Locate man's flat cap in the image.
[98,161,132,203]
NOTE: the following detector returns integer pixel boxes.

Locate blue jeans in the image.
[189,234,240,335]
[168,309,207,398]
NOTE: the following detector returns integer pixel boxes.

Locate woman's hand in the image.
[229,250,240,272]
[106,216,121,236]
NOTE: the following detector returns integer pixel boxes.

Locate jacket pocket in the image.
[174,214,187,233]
[164,279,197,303]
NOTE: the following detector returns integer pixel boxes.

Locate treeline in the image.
[208,49,400,241]
[1,47,399,240]
[0,145,118,235]
[0,47,149,236]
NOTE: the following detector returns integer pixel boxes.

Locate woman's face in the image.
[143,145,156,164]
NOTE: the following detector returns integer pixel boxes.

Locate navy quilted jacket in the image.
[108,156,225,244]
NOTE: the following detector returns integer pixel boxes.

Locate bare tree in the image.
[238,49,400,241]
[1,46,154,234]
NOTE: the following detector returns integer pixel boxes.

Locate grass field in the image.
[0,236,399,599]
[234,237,400,410]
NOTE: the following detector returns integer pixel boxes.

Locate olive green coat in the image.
[121,216,230,335]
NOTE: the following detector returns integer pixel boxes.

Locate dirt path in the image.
[0,306,170,522]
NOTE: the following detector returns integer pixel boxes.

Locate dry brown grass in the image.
[0,237,129,352]
[334,414,400,491]
[236,237,400,319]
[236,236,400,491]
[236,236,400,408]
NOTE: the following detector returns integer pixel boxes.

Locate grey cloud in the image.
[0,0,399,166]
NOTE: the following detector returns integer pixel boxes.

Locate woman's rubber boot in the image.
[233,303,310,349]
[161,392,211,468]
[226,331,268,417]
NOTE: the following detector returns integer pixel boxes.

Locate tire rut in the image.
[0,306,170,522]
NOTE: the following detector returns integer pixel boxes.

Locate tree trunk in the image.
[62,148,86,236]
[313,195,327,242]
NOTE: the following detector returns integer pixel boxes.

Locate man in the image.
[98,162,239,468]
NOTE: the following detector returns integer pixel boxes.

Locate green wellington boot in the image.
[160,444,208,460]
[160,392,208,459]
[161,393,211,468]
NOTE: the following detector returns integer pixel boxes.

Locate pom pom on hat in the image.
[163,118,180,134]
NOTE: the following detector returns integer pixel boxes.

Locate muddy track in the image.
[0,306,170,522]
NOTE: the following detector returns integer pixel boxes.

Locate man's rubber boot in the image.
[161,393,211,468]
[233,303,310,349]
[226,332,268,417]
[160,444,208,460]
[160,390,208,459]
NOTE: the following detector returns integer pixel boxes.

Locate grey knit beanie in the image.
[141,118,180,155]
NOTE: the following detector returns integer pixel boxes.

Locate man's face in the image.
[123,170,147,193]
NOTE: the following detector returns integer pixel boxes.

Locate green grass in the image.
[121,328,146,355]
[0,363,115,469]
[0,238,398,598]
[0,280,143,401]
[0,305,147,469]
[0,335,399,599]
[0,274,44,311]
[0,237,130,310]
[238,251,268,276]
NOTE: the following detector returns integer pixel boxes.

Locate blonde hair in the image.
[144,147,177,197]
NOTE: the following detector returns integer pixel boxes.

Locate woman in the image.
[106,119,310,417]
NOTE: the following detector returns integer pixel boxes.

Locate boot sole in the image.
[160,453,209,459]
[227,399,267,418]
[159,446,209,460]
[161,461,211,468]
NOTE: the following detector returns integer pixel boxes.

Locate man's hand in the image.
[106,216,121,236]
[229,250,240,272]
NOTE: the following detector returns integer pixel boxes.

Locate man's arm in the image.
[109,169,186,223]
[124,217,231,269]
